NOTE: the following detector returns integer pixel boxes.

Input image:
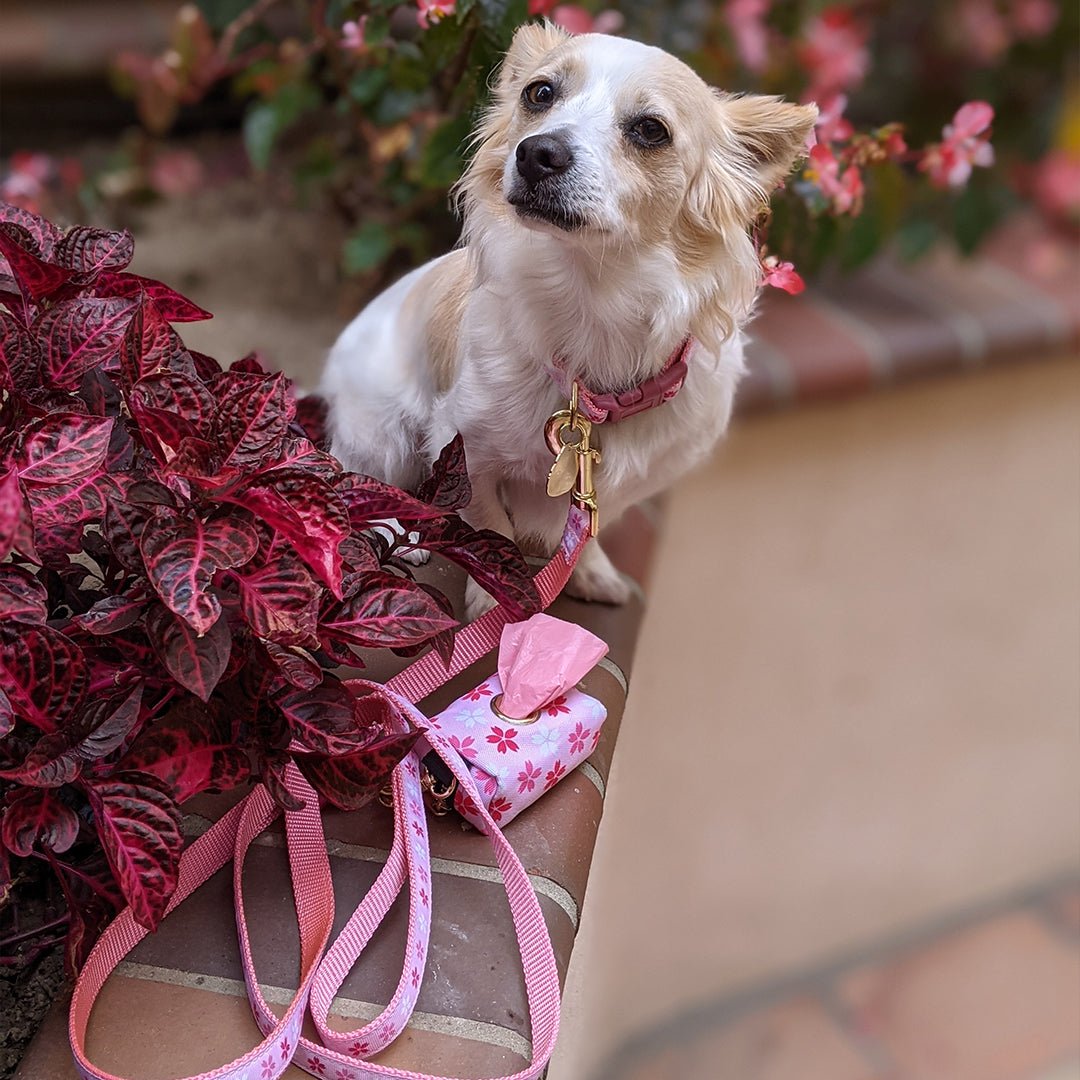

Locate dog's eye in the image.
[627,117,671,148]
[523,81,556,110]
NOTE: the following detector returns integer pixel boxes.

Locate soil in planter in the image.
[0,947,65,1079]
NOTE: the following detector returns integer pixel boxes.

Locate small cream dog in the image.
[321,22,816,617]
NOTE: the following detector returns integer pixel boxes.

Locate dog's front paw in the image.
[398,543,431,567]
[566,547,634,605]
[464,578,498,622]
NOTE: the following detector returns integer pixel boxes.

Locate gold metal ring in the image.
[490,694,540,726]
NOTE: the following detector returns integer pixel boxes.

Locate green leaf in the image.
[420,114,473,189]
[242,83,320,172]
[896,219,939,263]
[347,68,389,107]
[343,222,393,274]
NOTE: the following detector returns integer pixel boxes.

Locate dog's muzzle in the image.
[507,131,587,231]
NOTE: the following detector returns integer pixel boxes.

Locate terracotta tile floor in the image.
[553,356,1080,1080]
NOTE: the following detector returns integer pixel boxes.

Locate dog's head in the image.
[460,23,815,253]
[457,24,816,337]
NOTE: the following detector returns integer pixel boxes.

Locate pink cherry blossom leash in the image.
[69,507,592,1080]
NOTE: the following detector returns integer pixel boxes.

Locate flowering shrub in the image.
[0,201,539,968]
[4,2,1073,290]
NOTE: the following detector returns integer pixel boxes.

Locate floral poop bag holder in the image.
[417,614,608,830]
[69,391,614,1080]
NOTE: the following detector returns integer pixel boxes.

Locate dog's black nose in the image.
[515,133,574,186]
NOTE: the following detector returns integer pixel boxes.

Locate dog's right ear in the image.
[496,21,571,94]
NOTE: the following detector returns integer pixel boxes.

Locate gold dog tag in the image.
[547,444,578,496]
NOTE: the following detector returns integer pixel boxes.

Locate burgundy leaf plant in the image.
[0,201,539,970]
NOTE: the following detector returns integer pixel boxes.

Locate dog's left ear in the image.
[718,94,819,193]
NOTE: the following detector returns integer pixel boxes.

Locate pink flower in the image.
[813,94,854,144]
[348,1040,370,1057]
[568,722,591,755]
[336,1069,357,1080]
[761,256,806,295]
[956,0,1011,63]
[464,683,493,701]
[551,6,624,34]
[411,966,421,987]
[306,1055,327,1075]
[806,143,864,214]
[280,1036,292,1060]
[490,796,513,822]
[1032,150,1080,223]
[1011,0,1058,37]
[544,695,571,717]
[590,727,602,750]
[148,149,204,198]
[448,734,476,755]
[725,0,771,72]
[529,0,559,12]
[416,0,455,28]
[341,18,367,52]
[920,101,995,189]
[420,887,429,907]
[544,760,566,790]
[0,151,52,210]
[798,8,869,98]
[486,725,519,754]
[261,1056,275,1079]
[517,760,542,794]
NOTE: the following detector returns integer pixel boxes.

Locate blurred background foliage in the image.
[3,0,1077,295]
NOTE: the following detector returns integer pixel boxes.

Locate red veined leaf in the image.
[104,497,155,573]
[0,565,47,623]
[214,371,294,466]
[140,507,258,633]
[74,595,147,635]
[145,603,231,701]
[261,641,322,689]
[119,701,249,802]
[274,676,372,756]
[317,633,360,667]
[338,535,381,598]
[294,729,420,811]
[0,203,63,257]
[131,371,215,431]
[259,435,341,482]
[36,297,138,389]
[46,848,123,974]
[0,469,37,562]
[1,309,39,388]
[234,543,320,645]
[0,688,12,739]
[18,413,113,484]
[415,518,540,620]
[229,351,268,375]
[55,226,134,275]
[0,623,87,732]
[320,571,457,649]
[294,395,329,450]
[26,471,109,558]
[0,684,143,787]
[260,752,305,812]
[0,223,73,302]
[219,469,347,596]
[1,788,79,856]
[118,299,193,387]
[90,271,212,322]
[335,473,451,526]
[415,434,471,511]
[85,771,183,931]
[161,437,222,484]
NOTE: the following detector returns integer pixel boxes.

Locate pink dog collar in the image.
[550,336,694,423]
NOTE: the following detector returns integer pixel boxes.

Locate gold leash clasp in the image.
[545,383,601,535]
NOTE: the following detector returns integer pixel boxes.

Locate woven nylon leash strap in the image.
[244,688,561,1080]
[69,507,591,1080]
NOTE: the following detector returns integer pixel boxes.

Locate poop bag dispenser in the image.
[423,614,609,832]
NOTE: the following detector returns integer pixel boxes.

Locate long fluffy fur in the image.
[320,24,816,616]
